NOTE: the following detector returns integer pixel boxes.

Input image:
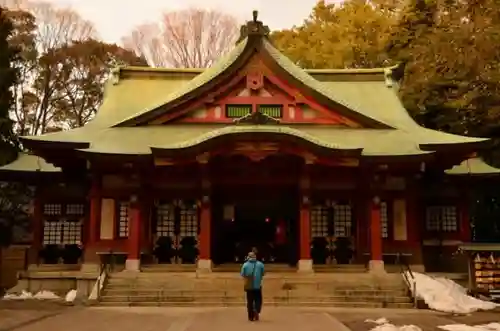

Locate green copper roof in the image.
[103,39,249,128]
[445,158,500,176]
[0,153,61,172]
[27,124,431,157]
[17,32,489,161]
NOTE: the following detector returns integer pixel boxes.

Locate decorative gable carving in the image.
[151,54,363,127]
[246,71,264,90]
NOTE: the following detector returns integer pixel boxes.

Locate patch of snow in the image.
[366,318,390,325]
[406,272,498,314]
[2,290,60,300]
[65,289,77,302]
[365,317,422,331]
[439,323,500,331]
[33,290,60,300]
[2,290,33,300]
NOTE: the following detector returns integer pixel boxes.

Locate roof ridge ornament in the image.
[110,66,122,85]
[233,111,280,125]
[383,67,394,88]
[236,10,270,44]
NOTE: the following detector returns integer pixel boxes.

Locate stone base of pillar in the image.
[197,259,212,273]
[125,259,141,272]
[297,259,314,273]
[80,263,100,273]
[368,260,386,275]
[409,264,425,273]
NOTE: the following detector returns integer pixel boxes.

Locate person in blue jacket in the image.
[240,251,265,321]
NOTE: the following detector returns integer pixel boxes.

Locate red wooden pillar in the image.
[459,190,471,242]
[81,175,101,269]
[298,162,313,272]
[197,157,212,271]
[88,174,101,245]
[369,197,383,261]
[198,197,211,261]
[405,179,424,266]
[29,189,43,266]
[141,198,151,251]
[126,195,142,271]
[299,198,311,260]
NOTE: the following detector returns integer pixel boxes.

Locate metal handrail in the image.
[96,259,109,301]
[396,252,418,308]
[88,256,110,302]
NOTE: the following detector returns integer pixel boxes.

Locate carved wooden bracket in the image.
[246,72,264,90]
[196,152,210,164]
[233,111,280,125]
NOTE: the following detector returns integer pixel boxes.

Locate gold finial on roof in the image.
[236,10,270,43]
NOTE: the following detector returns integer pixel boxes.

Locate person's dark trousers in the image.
[245,288,263,320]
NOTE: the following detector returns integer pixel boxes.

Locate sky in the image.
[43,0,328,44]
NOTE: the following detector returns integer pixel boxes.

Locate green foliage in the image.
[0,6,19,166]
[4,4,147,135]
[387,0,500,138]
[38,39,147,128]
[271,0,397,69]
[0,182,32,247]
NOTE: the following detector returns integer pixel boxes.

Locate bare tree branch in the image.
[122,8,240,68]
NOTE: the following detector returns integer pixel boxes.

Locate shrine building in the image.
[1,13,499,274]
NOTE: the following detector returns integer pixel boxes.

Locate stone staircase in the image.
[98,271,414,308]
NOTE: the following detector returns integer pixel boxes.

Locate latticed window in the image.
[62,220,82,244]
[43,203,62,216]
[333,204,352,237]
[226,104,251,118]
[43,203,62,245]
[66,204,84,216]
[42,203,85,245]
[63,203,84,244]
[117,201,129,238]
[43,220,62,245]
[156,202,175,237]
[179,201,198,238]
[381,201,389,238]
[426,206,458,232]
[258,105,283,118]
[311,205,329,237]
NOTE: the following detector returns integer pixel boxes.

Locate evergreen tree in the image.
[0,6,19,166]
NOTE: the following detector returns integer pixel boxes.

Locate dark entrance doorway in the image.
[211,185,299,265]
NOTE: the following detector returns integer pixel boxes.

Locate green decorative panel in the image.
[259,105,283,118]
[226,105,252,118]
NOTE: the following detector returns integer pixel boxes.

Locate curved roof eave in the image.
[149,125,363,154]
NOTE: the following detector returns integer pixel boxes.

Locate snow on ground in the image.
[366,318,500,331]
[2,289,77,301]
[365,317,422,331]
[406,272,498,314]
[439,323,500,331]
[64,289,77,302]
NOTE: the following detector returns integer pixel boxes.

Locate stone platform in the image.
[98,271,413,308]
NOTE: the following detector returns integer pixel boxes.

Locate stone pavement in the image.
[0,306,498,331]
[1,306,350,331]
[328,308,500,331]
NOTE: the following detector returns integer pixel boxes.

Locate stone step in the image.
[101,288,409,297]
[105,278,405,284]
[104,284,408,294]
[141,265,197,273]
[99,294,411,303]
[97,300,414,308]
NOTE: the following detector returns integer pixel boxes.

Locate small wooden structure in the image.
[459,243,500,302]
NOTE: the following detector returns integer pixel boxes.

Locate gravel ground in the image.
[0,301,70,331]
[332,309,500,331]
